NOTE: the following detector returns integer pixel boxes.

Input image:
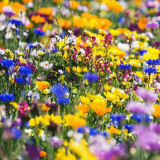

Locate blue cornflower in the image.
[140,49,147,56]
[34,29,45,36]
[15,77,27,84]
[11,127,22,140]
[0,93,14,102]
[131,113,152,123]
[84,72,98,82]
[119,64,131,70]
[57,97,69,105]
[89,128,98,136]
[124,124,134,132]
[77,126,86,133]
[19,66,32,76]
[51,83,69,98]
[1,59,14,68]
[99,131,110,138]
[146,59,159,65]
[9,19,23,26]
[52,48,59,53]
[118,17,125,24]
[144,67,157,74]
[60,32,66,38]
[110,114,126,122]
[26,43,34,49]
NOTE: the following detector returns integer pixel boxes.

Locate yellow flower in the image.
[104,83,111,91]
[108,46,126,58]
[29,118,36,126]
[17,52,24,56]
[69,139,97,160]
[5,49,14,59]
[109,72,116,79]
[50,114,64,125]
[103,92,116,101]
[64,115,86,129]
[10,101,18,109]
[35,81,50,90]
[19,56,26,63]
[80,96,90,105]
[124,30,138,39]
[42,89,50,94]
[38,51,45,56]
[55,147,66,160]
[90,99,112,116]
[141,75,150,84]
[106,126,121,135]
[143,47,160,61]
[135,71,143,78]
[63,140,69,147]
[109,29,122,36]
[129,59,141,67]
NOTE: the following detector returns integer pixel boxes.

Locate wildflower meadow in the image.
[0,0,160,159]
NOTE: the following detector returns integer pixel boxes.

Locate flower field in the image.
[0,0,160,159]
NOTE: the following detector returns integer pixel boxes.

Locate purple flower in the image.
[89,135,125,160]
[136,88,157,103]
[147,22,159,29]
[152,41,160,49]
[126,101,148,114]
[128,23,141,32]
[149,123,160,133]
[84,72,98,82]
[51,137,63,147]
[135,125,160,151]
[26,63,36,73]
[26,144,40,160]
[4,11,15,16]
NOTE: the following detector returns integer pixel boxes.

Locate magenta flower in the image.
[126,101,147,114]
[135,125,160,151]
[147,22,159,29]
[136,88,158,103]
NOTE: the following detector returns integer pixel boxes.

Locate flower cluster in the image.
[0,0,160,159]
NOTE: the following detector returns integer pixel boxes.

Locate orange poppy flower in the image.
[35,81,50,90]
[31,15,46,24]
[70,0,79,10]
[42,104,50,111]
[11,2,26,14]
[106,126,121,135]
[64,115,86,129]
[53,0,63,3]
[138,17,147,30]
[22,0,33,3]
[39,151,47,158]
[153,104,160,117]
[59,19,71,29]
[90,101,112,116]
[26,22,33,29]
[38,7,52,16]
[78,104,90,114]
